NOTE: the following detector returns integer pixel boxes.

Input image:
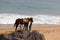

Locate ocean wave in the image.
[0,13,60,24]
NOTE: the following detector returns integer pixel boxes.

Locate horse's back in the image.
[15,18,23,24]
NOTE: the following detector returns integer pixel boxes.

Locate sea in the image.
[0,0,60,24]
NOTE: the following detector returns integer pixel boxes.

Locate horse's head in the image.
[29,17,33,22]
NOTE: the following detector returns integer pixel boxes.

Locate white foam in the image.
[0,13,60,24]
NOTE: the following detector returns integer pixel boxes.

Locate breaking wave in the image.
[0,13,60,24]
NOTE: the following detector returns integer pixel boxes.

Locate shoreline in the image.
[0,24,60,27]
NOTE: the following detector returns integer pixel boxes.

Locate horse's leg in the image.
[29,22,32,30]
[19,24,22,30]
[23,24,25,30]
[24,22,28,30]
[15,24,18,32]
[26,24,28,30]
[23,23,25,30]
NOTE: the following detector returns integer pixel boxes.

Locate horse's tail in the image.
[14,19,17,27]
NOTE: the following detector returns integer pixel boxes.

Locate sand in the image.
[0,24,60,40]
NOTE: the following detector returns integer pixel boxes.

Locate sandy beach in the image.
[0,24,60,40]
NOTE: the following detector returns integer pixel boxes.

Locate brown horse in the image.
[14,18,24,31]
[14,17,33,31]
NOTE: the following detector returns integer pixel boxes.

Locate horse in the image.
[28,17,33,30]
[14,18,24,31]
[14,17,33,31]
